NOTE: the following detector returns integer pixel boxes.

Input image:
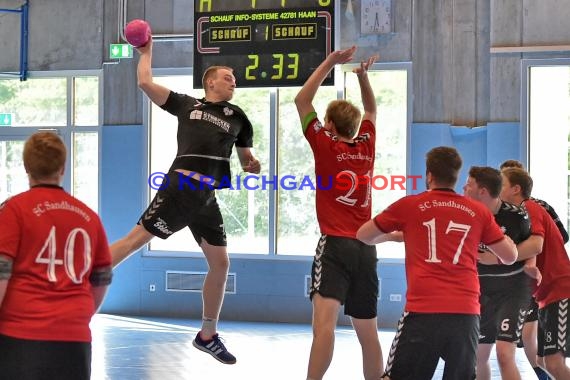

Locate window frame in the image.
[521,58,570,238]
[0,70,103,210]
[521,58,570,163]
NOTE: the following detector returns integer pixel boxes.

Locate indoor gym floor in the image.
[90,313,542,380]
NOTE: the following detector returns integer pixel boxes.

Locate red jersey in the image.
[304,115,375,238]
[374,189,505,314]
[0,185,111,342]
[524,199,570,308]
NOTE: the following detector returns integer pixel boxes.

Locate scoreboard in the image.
[193,0,335,88]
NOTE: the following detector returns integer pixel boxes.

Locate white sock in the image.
[201,317,217,339]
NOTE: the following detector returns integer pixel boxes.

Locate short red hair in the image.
[23,132,66,181]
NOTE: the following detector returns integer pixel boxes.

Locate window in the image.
[346,69,408,259]
[0,73,101,209]
[526,62,570,237]
[147,75,195,253]
[73,132,99,211]
[0,78,67,127]
[148,76,271,254]
[147,65,410,257]
[276,86,337,255]
[0,140,27,200]
[74,77,100,126]
[224,88,271,254]
[345,69,408,214]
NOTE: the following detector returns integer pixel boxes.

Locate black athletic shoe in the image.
[192,332,237,364]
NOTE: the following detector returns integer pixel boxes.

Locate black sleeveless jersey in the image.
[160,91,253,188]
[478,201,530,276]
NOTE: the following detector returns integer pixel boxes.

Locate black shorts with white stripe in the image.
[384,312,478,379]
[309,235,378,319]
[537,298,570,357]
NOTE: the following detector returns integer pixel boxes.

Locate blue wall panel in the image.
[487,122,522,168]
[99,125,145,314]
[451,126,487,191]
[409,123,452,194]
[409,123,521,191]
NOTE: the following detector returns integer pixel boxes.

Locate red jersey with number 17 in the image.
[0,185,111,342]
[304,116,375,238]
[373,189,505,314]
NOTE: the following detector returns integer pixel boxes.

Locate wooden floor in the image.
[90,314,541,380]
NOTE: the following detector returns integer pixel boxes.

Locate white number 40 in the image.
[35,226,92,284]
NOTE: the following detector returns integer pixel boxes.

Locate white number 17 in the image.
[422,218,471,264]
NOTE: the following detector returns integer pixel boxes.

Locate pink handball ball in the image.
[124,19,151,48]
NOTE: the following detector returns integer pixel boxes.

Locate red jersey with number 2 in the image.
[0,186,111,342]
[373,190,505,314]
[304,116,375,238]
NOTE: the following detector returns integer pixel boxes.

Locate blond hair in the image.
[325,100,361,139]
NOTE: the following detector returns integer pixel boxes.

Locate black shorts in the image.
[384,312,479,380]
[517,297,539,348]
[139,172,226,246]
[0,334,91,380]
[537,298,570,358]
[478,272,531,344]
[524,297,539,322]
[309,235,378,319]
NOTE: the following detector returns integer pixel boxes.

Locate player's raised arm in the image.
[294,46,357,126]
[353,55,378,124]
[136,38,170,106]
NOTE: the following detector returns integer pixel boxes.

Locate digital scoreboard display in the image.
[193,0,334,88]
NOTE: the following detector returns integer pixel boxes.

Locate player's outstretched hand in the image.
[328,46,357,65]
[353,54,378,76]
[243,158,261,174]
[136,36,153,54]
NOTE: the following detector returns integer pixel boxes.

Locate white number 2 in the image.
[422,218,472,264]
[35,226,92,284]
[335,170,371,208]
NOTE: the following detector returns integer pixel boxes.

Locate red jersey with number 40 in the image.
[305,117,375,238]
[0,186,111,342]
[373,190,505,314]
